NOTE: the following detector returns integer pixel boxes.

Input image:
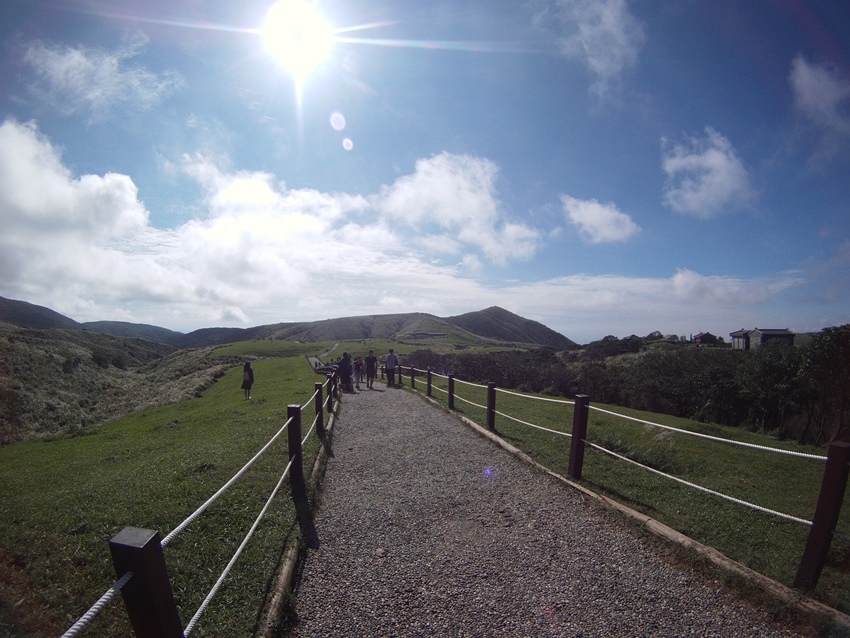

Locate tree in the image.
[800,325,850,442]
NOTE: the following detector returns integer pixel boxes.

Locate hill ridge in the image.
[0,296,575,350]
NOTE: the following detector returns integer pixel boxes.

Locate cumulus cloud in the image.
[536,0,645,98]
[0,119,817,341]
[561,195,640,243]
[375,152,540,265]
[661,127,757,218]
[23,32,183,118]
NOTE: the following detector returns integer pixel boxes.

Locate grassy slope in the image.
[0,343,326,637]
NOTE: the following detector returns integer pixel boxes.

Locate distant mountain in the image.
[0,296,81,330]
[0,296,576,350]
[81,321,185,346]
[445,306,578,350]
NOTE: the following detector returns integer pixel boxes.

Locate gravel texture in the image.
[290,386,806,637]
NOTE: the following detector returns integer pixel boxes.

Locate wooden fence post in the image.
[486,382,496,431]
[410,367,416,390]
[448,375,455,410]
[109,527,184,638]
[287,404,318,548]
[568,395,590,480]
[426,369,432,397]
[314,382,325,439]
[794,441,850,590]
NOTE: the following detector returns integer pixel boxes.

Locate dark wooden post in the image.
[486,382,496,431]
[288,404,318,548]
[314,382,325,439]
[448,375,455,410]
[794,441,850,590]
[109,527,184,638]
[568,395,590,480]
[410,367,416,390]
[427,369,432,397]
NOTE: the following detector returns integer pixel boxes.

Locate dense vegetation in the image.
[405,324,850,446]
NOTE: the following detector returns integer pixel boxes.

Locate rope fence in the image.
[402,364,849,593]
[184,456,296,636]
[589,404,828,461]
[584,439,813,526]
[60,571,134,638]
[61,372,336,638]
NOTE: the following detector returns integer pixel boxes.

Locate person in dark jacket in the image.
[241,362,254,399]
[338,352,354,392]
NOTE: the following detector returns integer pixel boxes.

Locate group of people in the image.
[331,348,400,392]
[242,347,401,399]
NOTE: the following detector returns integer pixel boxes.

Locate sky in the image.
[1,0,849,344]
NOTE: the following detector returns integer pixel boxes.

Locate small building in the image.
[693,332,718,346]
[730,328,795,351]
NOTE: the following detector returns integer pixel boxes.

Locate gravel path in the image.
[289,386,806,637]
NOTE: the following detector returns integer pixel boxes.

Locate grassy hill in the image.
[0,296,574,350]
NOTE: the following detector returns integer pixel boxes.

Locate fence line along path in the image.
[289,387,804,637]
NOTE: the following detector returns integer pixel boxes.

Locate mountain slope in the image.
[81,321,185,346]
[444,306,578,350]
[0,296,81,330]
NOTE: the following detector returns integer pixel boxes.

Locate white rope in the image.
[429,371,449,380]
[454,377,488,389]
[585,440,813,526]
[302,388,319,409]
[495,387,575,405]
[60,571,134,638]
[431,385,449,395]
[161,417,293,547]
[184,456,295,636]
[588,405,827,461]
[302,416,317,445]
[494,410,572,438]
[455,394,486,410]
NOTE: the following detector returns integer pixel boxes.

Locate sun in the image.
[262,0,334,84]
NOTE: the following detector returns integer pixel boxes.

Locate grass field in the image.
[2,344,849,637]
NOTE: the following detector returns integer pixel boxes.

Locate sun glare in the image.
[262,0,333,83]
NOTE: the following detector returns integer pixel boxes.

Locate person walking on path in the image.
[288,389,807,637]
[240,362,254,400]
[385,348,398,387]
[353,356,363,390]
[364,350,378,390]
[338,352,354,392]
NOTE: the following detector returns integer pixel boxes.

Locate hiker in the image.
[353,356,363,389]
[385,348,398,387]
[365,350,378,389]
[241,362,254,400]
[338,352,354,392]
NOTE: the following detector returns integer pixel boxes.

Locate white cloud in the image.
[23,32,183,118]
[0,119,821,342]
[561,195,640,243]
[789,54,850,162]
[538,0,645,98]
[375,152,540,265]
[661,127,757,218]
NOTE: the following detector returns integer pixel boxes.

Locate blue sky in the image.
[1,0,848,343]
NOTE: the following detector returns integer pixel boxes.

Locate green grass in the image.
[411,367,850,616]
[5,350,850,637]
[0,354,327,637]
